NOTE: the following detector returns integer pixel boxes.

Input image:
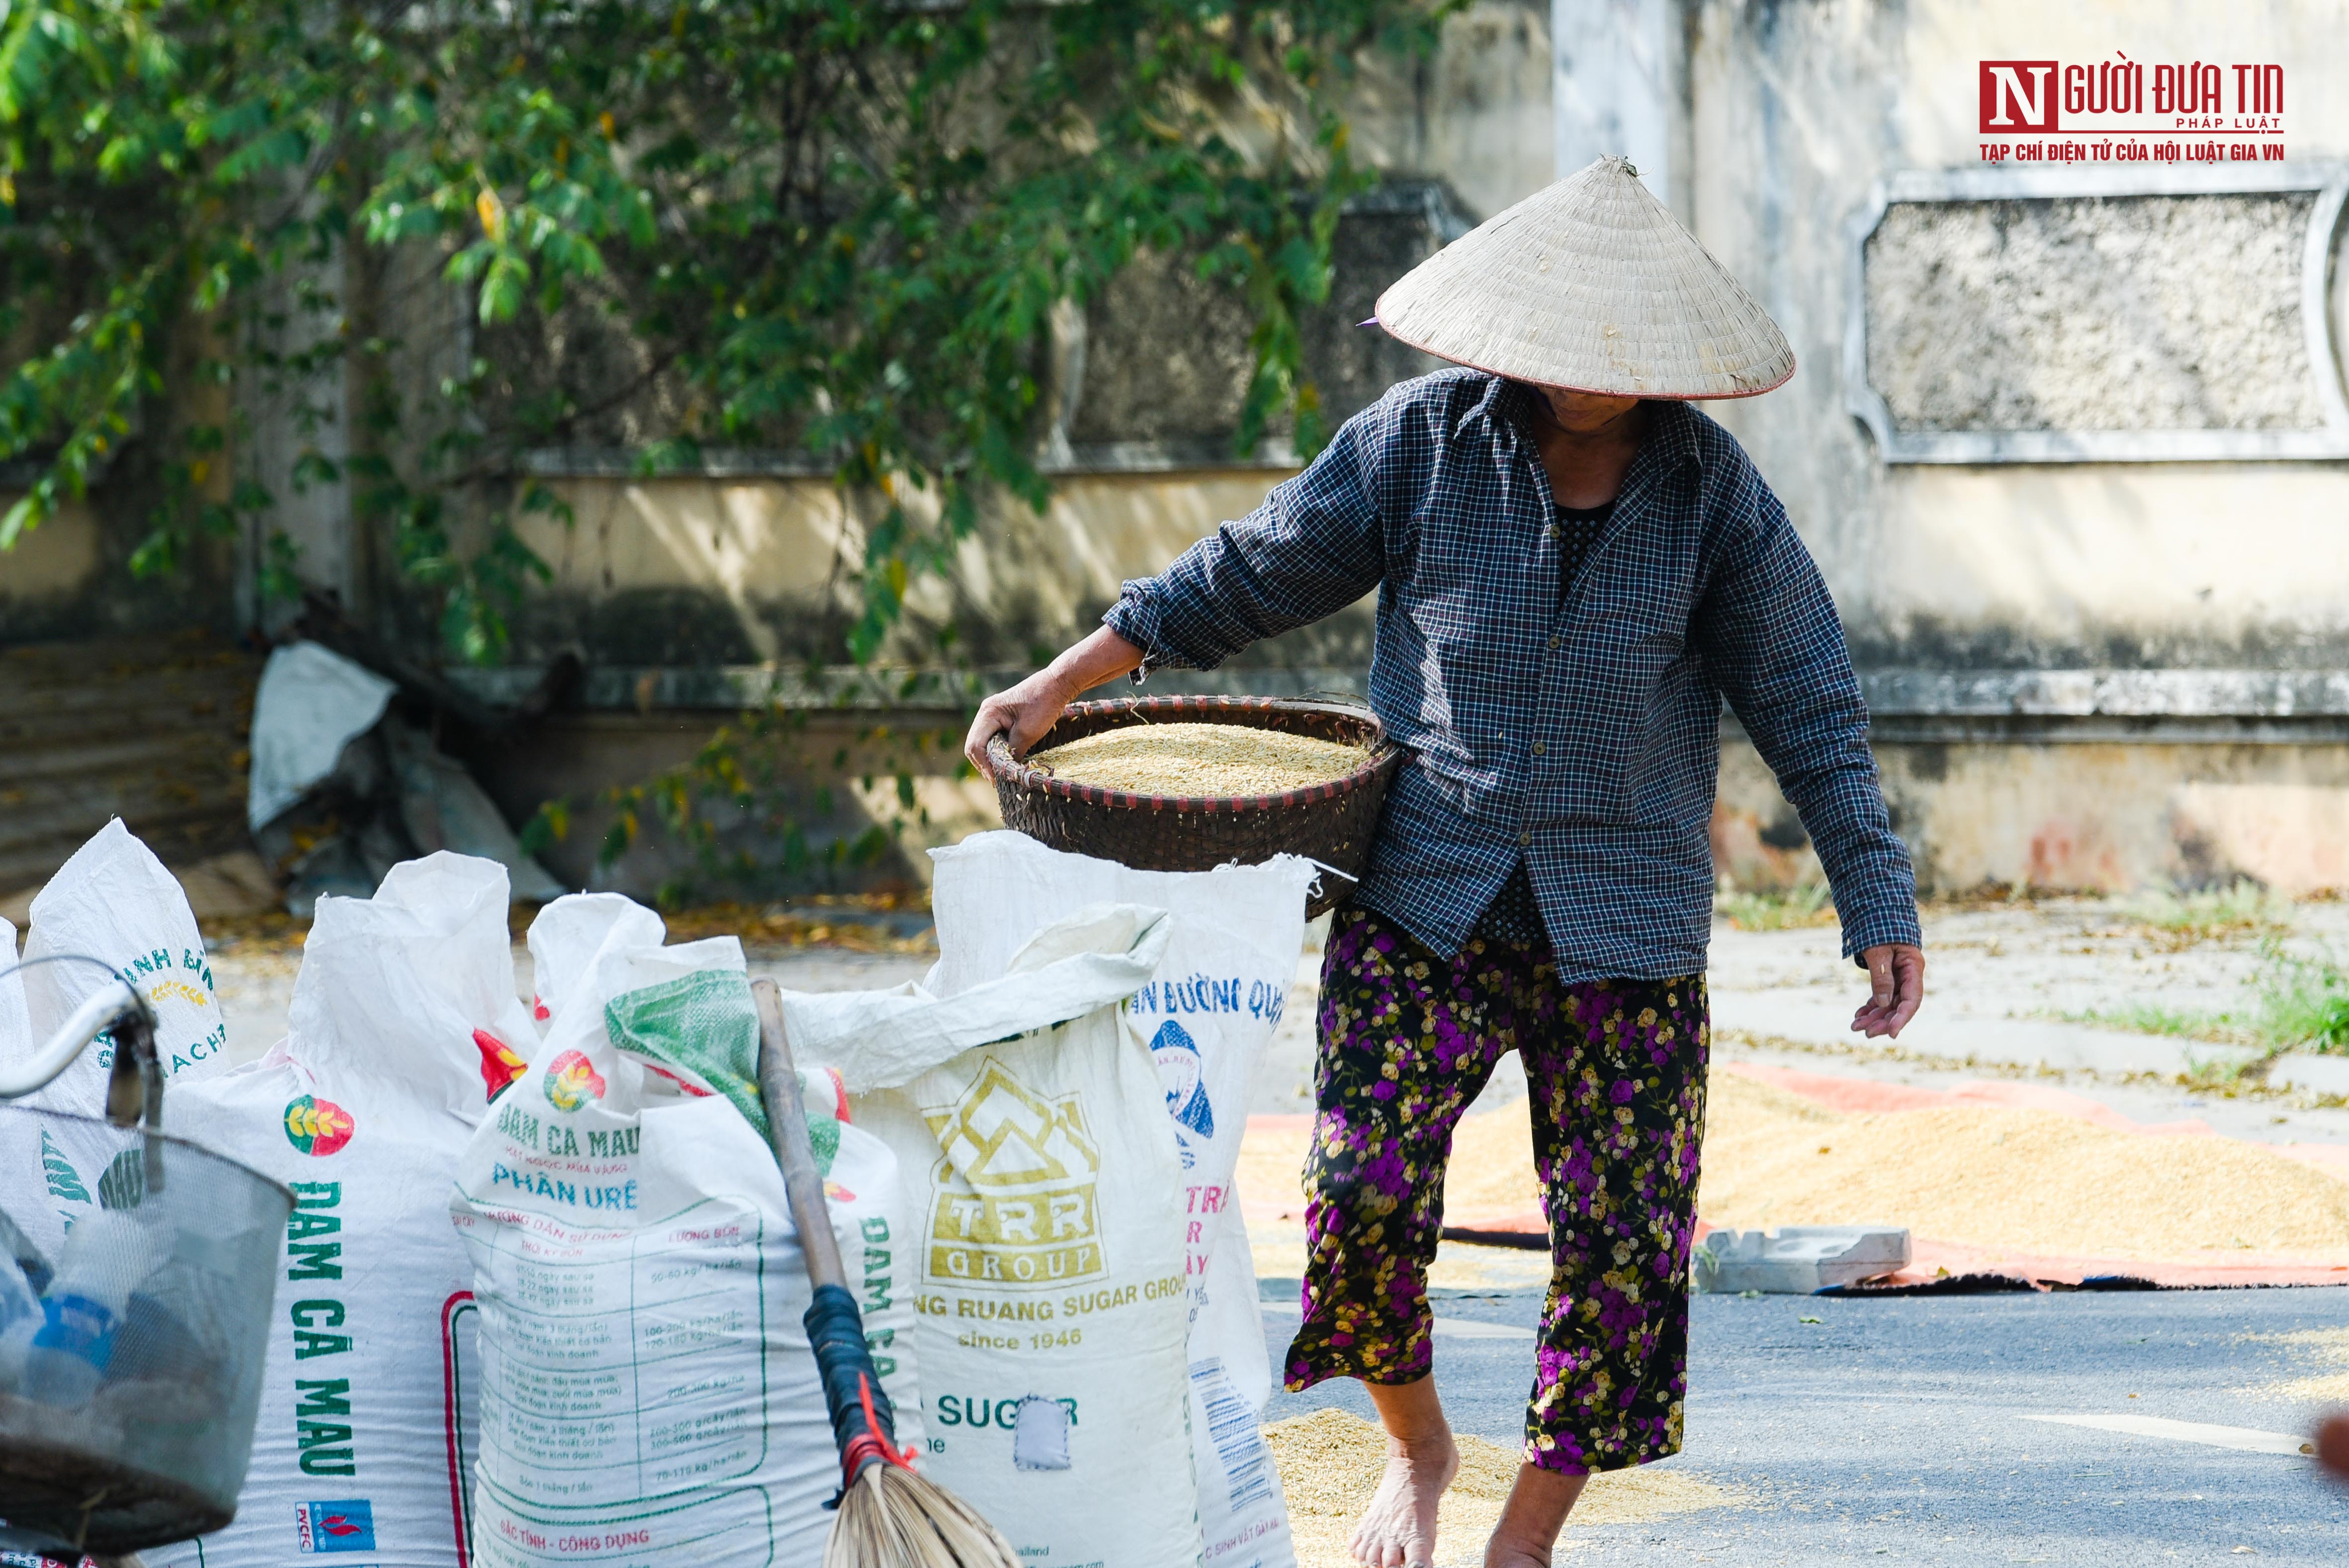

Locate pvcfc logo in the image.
[294,1497,376,1553]
[922,1060,1105,1289]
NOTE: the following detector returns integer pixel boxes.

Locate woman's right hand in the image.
[964,626,1147,780]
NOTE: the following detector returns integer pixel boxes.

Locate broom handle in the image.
[750,978,848,1293]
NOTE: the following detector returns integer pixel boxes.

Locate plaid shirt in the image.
[1104,368,1922,977]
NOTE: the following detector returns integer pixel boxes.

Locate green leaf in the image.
[97,1147,145,1211]
[41,1130,89,1206]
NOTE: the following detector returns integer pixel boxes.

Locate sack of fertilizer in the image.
[522,892,664,1028]
[927,832,1314,1568]
[149,852,539,1568]
[3,819,230,1258]
[451,897,919,1568]
[780,901,1203,1568]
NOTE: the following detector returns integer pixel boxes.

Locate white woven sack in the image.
[925,833,1313,1568]
[6,820,230,1259]
[452,900,919,1568]
[783,903,1206,1568]
[0,916,24,1065]
[150,853,538,1568]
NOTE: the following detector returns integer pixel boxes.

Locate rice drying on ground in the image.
[1235,1073,2349,1265]
[1266,1408,1748,1568]
[1420,1073,2349,1263]
[1029,722,1369,795]
[2238,1327,2349,1404]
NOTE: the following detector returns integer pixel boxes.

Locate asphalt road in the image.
[1260,1281,2349,1564]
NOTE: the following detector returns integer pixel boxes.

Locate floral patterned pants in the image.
[1283,905,1709,1475]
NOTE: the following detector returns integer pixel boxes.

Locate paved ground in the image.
[1260,1281,2349,1564]
[1243,905,2349,1138]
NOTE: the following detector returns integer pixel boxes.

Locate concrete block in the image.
[2268,1052,2349,1099]
[1696,1226,1912,1295]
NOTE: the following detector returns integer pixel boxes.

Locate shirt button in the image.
[1532,741,1547,755]
[1518,830,1532,847]
[1547,636,1562,650]
[1546,523,1561,540]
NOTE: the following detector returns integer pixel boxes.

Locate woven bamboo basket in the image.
[986,696,1400,918]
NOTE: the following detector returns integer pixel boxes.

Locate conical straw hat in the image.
[1374,156,1794,399]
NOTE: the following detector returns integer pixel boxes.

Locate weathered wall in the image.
[501,468,1375,673]
[0,498,239,646]
[1719,732,2349,898]
[1689,0,2349,674]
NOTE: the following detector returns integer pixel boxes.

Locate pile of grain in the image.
[1030,722,1368,796]
[1266,1408,1745,1568]
[1429,1073,2349,1261]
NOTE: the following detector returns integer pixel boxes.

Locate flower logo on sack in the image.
[542,1049,608,1112]
[475,1029,529,1103]
[282,1096,355,1157]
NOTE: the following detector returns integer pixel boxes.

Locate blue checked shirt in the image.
[1104,369,1922,979]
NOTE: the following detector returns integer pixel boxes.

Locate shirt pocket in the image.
[1552,610,1694,826]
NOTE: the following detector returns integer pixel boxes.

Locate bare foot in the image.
[1350,1428,1458,1567]
[1482,1462,1588,1568]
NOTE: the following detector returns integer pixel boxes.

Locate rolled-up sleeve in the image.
[1104,402,1391,672]
[1697,474,1923,961]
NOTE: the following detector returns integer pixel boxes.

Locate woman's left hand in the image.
[1851,944,1925,1038]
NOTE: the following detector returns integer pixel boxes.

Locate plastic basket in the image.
[0,1107,292,1558]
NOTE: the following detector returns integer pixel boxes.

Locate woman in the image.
[965,157,1925,1567]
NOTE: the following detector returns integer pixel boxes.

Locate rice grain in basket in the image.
[1032,721,1368,796]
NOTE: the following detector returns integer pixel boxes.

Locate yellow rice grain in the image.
[1235,1071,2349,1265]
[2239,1327,2349,1403]
[1265,1407,1748,1567]
[1030,721,1368,796]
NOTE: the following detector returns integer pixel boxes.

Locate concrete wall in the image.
[1679,0,2349,892]
[1690,0,2349,673]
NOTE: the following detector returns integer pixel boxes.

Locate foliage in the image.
[0,0,1450,661]
[2052,938,2349,1055]
[2118,879,2294,949]
[517,701,969,903]
[1714,880,1834,933]
[2249,942,2349,1054]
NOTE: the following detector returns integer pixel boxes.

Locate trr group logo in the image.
[1976,56,2285,166]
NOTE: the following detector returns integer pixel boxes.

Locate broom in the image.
[750,978,1020,1568]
